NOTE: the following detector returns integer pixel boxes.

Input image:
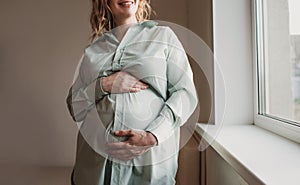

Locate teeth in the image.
[119,1,133,5]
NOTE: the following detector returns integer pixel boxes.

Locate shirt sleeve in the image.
[66,54,108,122]
[146,27,198,144]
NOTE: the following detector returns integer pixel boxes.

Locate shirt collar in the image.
[101,20,158,43]
[140,20,158,28]
[103,20,158,36]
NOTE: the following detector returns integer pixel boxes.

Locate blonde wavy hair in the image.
[90,0,153,41]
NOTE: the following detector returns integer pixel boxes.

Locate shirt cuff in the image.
[146,107,177,145]
[95,75,109,102]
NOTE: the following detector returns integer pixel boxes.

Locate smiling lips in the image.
[118,1,134,7]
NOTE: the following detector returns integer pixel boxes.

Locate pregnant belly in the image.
[115,88,165,130]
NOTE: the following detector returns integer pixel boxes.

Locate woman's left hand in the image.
[101,72,149,93]
[105,130,157,161]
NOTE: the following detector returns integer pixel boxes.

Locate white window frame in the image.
[253,0,300,143]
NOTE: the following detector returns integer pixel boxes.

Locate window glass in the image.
[257,0,300,124]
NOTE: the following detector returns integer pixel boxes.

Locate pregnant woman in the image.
[66,0,198,184]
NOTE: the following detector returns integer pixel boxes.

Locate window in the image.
[255,0,300,127]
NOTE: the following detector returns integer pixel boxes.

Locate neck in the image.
[113,16,138,41]
[114,16,138,27]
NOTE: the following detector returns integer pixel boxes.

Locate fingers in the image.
[130,82,149,92]
[104,71,149,93]
[114,130,134,137]
[124,76,148,92]
[106,141,149,151]
[134,81,149,89]
[112,129,148,146]
[113,130,145,143]
[106,129,155,161]
[105,141,148,161]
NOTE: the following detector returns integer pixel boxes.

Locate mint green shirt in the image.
[67,21,197,185]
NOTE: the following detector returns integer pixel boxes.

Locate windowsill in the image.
[196,123,300,185]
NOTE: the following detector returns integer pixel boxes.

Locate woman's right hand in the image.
[101,71,149,93]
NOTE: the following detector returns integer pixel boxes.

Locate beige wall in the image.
[152,0,187,26]
[0,0,90,166]
[0,0,213,168]
[153,0,213,123]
